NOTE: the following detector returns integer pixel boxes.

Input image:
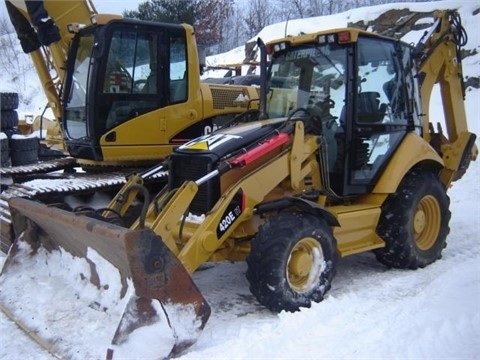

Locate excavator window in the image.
[104,30,155,94]
[100,29,161,130]
[99,28,189,130]
[169,36,188,103]
[63,31,95,140]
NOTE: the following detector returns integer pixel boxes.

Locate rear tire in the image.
[375,171,450,269]
[246,211,337,313]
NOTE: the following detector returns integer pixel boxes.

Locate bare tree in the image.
[0,16,33,94]
[219,3,248,51]
[243,0,274,38]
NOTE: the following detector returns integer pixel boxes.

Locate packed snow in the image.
[0,1,479,359]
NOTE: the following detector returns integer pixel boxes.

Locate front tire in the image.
[246,212,337,313]
[375,171,451,269]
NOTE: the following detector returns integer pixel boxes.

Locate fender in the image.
[373,132,443,194]
[255,196,340,227]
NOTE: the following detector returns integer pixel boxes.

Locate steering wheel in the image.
[105,61,133,93]
[307,95,335,118]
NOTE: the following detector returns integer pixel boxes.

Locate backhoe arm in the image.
[414,10,477,185]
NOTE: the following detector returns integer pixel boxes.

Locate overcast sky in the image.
[0,1,146,21]
[91,0,145,14]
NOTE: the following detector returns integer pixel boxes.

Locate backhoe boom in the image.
[414,10,477,184]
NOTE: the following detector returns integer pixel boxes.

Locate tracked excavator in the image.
[0,0,259,252]
[0,9,476,360]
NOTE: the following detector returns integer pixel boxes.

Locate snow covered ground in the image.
[1,1,479,359]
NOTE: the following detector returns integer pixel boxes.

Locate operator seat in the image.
[354,92,387,170]
[142,69,157,94]
[357,91,386,123]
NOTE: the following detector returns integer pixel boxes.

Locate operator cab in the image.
[62,19,188,161]
[266,31,422,197]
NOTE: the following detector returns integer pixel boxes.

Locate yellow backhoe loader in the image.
[0,9,476,359]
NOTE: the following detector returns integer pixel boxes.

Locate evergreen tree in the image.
[123,0,234,46]
[123,0,196,24]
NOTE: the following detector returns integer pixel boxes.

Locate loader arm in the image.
[0,121,318,358]
[102,163,168,219]
[414,10,477,185]
[141,121,322,274]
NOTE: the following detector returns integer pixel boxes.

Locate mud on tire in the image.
[246,211,337,313]
[375,171,451,269]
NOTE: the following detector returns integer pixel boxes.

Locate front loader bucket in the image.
[0,198,210,359]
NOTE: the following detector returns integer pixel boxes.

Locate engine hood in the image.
[175,117,287,159]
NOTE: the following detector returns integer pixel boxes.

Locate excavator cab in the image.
[63,19,195,162]
[6,0,258,169]
[264,32,420,197]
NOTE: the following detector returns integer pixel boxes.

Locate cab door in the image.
[93,22,166,150]
[333,36,416,196]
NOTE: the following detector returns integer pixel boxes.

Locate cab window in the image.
[104,30,157,94]
[169,35,187,103]
[350,37,410,186]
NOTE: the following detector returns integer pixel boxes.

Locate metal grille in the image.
[210,88,250,109]
[170,153,220,215]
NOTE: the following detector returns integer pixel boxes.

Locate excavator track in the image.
[0,157,76,177]
[0,170,168,253]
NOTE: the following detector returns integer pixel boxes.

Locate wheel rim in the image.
[287,237,324,293]
[413,195,441,250]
